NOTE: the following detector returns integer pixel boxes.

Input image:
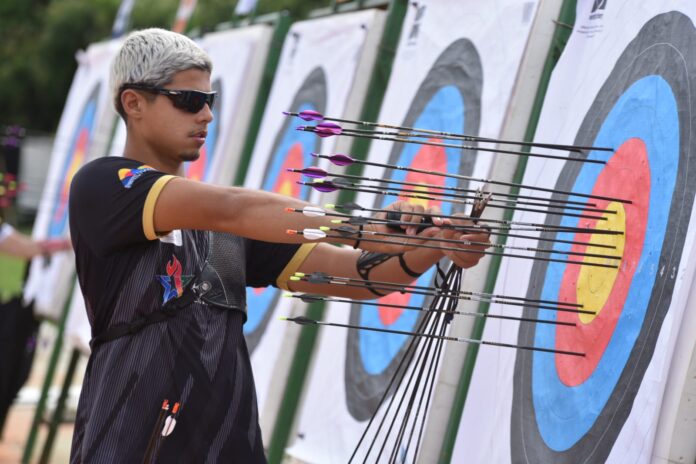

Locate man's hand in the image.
[438,215,491,268]
[357,201,444,254]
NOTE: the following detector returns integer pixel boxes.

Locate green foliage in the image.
[0,0,332,133]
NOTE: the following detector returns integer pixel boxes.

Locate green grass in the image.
[0,254,26,302]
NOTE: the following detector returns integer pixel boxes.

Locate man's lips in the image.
[191,130,207,144]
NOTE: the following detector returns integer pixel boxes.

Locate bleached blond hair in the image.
[110,28,212,119]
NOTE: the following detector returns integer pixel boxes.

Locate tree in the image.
[0,0,331,133]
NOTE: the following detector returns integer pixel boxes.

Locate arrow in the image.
[161,402,180,437]
[287,227,621,269]
[301,178,611,221]
[298,125,605,165]
[325,203,618,249]
[281,316,585,357]
[143,399,169,462]
[291,272,594,315]
[312,152,632,204]
[283,110,613,153]
[290,166,602,210]
[284,293,576,327]
[327,225,621,262]
[283,204,618,249]
[333,215,623,239]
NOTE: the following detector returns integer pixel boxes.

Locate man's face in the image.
[140,68,213,164]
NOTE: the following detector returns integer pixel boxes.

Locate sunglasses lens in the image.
[171,91,216,113]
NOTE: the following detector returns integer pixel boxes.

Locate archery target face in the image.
[511,11,696,461]
[244,68,327,352]
[345,39,482,420]
[184,79,222,182]
[48,84,100,239]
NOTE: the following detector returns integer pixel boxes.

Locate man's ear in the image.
[121,89,143,119]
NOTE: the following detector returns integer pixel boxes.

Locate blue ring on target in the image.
[47,94,98,239]
[358,86,464,374]
[245,101,319,334]
[532,75,678,450]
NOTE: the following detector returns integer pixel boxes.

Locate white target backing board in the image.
[453,1,696,463]
[183,25,272,184]
[64,25,273,353]
[239,9,386,438]
[288,0,541,462]
[23,39,121,319]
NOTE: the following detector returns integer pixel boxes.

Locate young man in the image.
[68,28,489,463]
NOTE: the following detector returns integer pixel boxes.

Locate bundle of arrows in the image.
[279,110,625,463]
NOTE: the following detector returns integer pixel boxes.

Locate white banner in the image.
[288,0,540,461]
[23,40,120,319]
[240,8,386,438]
[454,1,696,463]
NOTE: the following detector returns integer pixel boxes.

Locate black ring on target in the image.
[244,67,327,353]
[511,12,696,462]
[344,39,482,420]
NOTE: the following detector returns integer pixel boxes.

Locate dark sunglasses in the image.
[121,83,216,113]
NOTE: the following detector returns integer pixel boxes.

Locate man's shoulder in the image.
[73,157,162,192]
[77,156,144,178]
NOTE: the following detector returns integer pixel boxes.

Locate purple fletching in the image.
[327,153,355,166]
[300,166,327,178]
[311,181,338,193]
[299,110,324,121]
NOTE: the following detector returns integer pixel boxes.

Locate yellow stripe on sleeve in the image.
[142,175,176,240]
[276,243,318,290]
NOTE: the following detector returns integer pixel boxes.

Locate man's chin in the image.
[179,152,201,163]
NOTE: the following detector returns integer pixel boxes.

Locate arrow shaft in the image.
[313,153,632,204]
[289,317,584,357]
[297,277,592,314]
[289,112,612,152]
[306,180,608,221]
[305,230,619,269]
[321,177,613,216]
[289,294,574,326]
[304,273,585,310]
[341,212,623,236]
[329,205,616,249]
[293,168,602,210]
[350,228,620,261]
[302,126,604,165]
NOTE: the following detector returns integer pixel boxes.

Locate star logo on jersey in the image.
[118,165,155,188]
[156,255,193,304]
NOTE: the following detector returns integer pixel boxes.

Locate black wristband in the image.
[398,253,423,278]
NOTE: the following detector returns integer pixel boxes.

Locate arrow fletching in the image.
[298,294,326,303]
[307,180,339,193]
[302,228,327,240]
[284,316,319,326]
[311,122,342,138]
[296,166,327,178]
[302,206,326,217]
[317,152,355,166]
[298,110,324,121]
